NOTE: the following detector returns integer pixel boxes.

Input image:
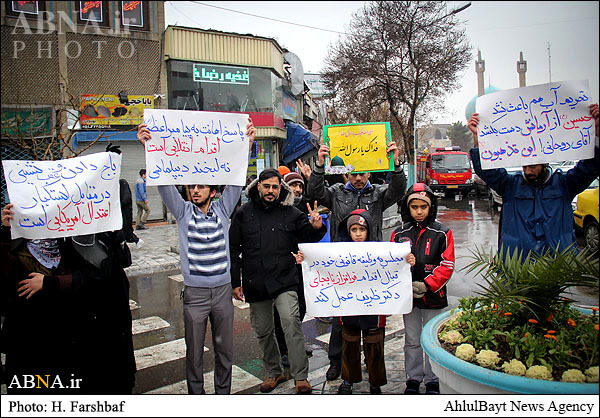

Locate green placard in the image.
[1,107,53,138]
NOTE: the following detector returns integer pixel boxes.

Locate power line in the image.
[186,1,350,35]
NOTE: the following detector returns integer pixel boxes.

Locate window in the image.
[120,0,149,32]
[5,1,46,18]
[167,60,282,116]
[76,1,110,27]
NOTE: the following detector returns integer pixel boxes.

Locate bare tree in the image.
[322,1,471,164]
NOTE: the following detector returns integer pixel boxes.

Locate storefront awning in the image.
[72,130,139,149]
[281,121,318,164]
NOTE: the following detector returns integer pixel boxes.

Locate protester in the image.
[229,168,326,394]
[467,103,600,258]
[335,209,387,395]
[307,139,407,381]
[135,168,150,230]
[391,182,455,394]
[273,171,313,366]
[1,153,136,394]
[137,120,256,394]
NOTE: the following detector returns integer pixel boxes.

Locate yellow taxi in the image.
[572,177,599,254]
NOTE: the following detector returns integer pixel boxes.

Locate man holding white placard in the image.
[468,102,599,258]
[138,117,255,395]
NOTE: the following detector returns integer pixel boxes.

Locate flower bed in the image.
[438,299,599,383]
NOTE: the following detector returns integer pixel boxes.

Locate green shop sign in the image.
[1,107,54,138]
[193,64,249,85]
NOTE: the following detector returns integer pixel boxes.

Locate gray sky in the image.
[165,1,599,125]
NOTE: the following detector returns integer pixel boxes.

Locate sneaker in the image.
[370,384,382,394]
[136,224,147,230]
[295,379,312,394]
[404,379,420,394]
[135,239,144,249]
[259,375,285,393]
[337,382,352,394]
[281,354,290,368]
[425,382,440,394]
[326,364,340,381]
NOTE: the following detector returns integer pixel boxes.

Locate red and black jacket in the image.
[390,183,455,309]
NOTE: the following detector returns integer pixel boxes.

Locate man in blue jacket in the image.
[467,103,599,258]
[135,169,150,230]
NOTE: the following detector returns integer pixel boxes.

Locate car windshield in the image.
[431,154,470,171]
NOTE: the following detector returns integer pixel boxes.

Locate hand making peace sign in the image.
[307,200,322,229]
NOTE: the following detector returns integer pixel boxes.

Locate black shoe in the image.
[337,382,352,394]
[281,354,290,368]
[136,224,147,230]
[425,382,440,394]
[404,379,420,394]
[326,365,340,381]
[370,384,382,394]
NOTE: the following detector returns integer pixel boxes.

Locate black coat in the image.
[229,178,326,303]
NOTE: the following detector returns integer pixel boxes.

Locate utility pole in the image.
[547,41,552,82]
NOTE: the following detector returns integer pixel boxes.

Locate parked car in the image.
[488,167,522,211]
[572,177,599,254]
[551,160,577,173]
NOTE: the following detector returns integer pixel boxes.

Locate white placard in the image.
[143,109,250,186]
[2,152,122,240]
[475,80,594,169]
[299,241,413,317]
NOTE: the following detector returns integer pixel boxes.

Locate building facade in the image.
[1,1,167,219]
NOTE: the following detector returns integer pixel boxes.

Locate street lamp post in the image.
[412,1,471,185]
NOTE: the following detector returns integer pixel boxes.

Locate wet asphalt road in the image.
[129,193,598,394]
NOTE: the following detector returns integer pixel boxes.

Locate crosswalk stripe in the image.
[269,363,331,394]
[168,274,184,283]
[144,365,262,394]
[132,316,170,335]
[134,338,207,371]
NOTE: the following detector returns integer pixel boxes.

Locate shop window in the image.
[120,0,149,32]
[167,61,282,115]
[76,1,110,28]
[5,1,46,19]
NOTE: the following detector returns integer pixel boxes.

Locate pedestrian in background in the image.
[336,209,387,395]
[135,168,150,230]
[137,120,256,394]
[120,178,143,249]
[306,139,407,382]
[391,182,455,394]
[229,168,326,394]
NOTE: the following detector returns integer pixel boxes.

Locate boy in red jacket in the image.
[391,183,455,394]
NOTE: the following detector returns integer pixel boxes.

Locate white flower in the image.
[560,369,586,383]
[440,330,463,344]
[475,350,500,369]
[501,359,526,376]
[455,344,476,362]
[584,366,599,383]
[525,365,553,381]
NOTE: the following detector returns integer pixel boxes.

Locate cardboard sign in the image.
[300,241,413,316]
[143,109,251,186]
[323,122,393,173]
[475,80,594,169]
[3,152,122,239]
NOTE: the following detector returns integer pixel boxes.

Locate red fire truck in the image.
[417,146,474,196]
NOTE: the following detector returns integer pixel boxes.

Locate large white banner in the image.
[300,241,413,317]
[143,109,251,186]
[2,152,122,239]
[475,80,594,169]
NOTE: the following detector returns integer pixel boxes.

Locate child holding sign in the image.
[336,209,387,395]
[391,183,455,394]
